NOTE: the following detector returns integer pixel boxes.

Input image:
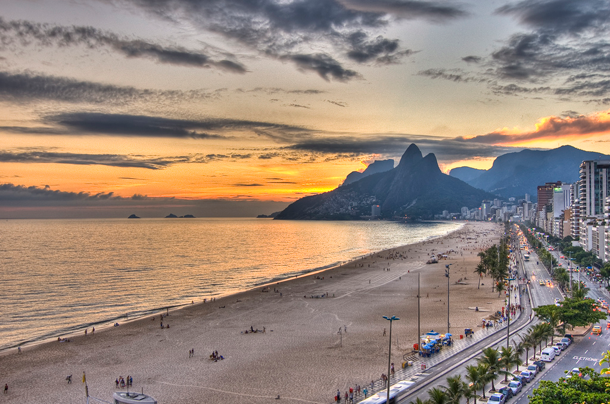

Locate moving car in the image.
[593,325,602,335]
[508,380,522,395]
[568,367,582,377]
[539,280,545,286]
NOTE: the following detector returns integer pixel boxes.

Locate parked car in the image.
[533,360,546,371]
[526,364,538,376]
[560,337,571,347]
[552,346,561,355]
[513,374,527,385]
[499,386,514,400]
[520,370,534,383]
[489,392,506,404]
[508,380,522,395]
[556,341,568,350]
[564,334,574,342]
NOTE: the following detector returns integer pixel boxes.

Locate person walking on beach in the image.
[383,328,386,336]
[4,384,7,394]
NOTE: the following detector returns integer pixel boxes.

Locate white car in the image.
[552,346,561,355]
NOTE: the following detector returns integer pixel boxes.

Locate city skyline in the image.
[2,0,610,217]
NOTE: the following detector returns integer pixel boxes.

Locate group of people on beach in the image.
[115,376,132,388]
[210,350,224,362]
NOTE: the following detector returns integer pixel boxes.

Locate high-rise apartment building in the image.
[537,181,562,212]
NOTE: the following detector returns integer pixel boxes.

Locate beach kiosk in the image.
[113,392,157,404]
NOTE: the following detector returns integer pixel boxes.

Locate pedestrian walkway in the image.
[345,279,523,404]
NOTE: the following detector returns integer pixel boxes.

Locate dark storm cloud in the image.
[38,112,308,139]
[340,0,468,21]
[0,18,246,73]
[0,150,178,169]
[284,53,360,82]
[120,0,454,80]
[496,0,610,36]
[0,71,213,105]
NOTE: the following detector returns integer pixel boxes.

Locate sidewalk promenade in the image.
[352,280,523,403]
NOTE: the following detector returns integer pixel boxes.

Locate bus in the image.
[524,253,530,261]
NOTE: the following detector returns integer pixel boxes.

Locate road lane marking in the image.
[584,350,588,354]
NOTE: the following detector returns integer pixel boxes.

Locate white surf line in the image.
[157,381,324,403]
[334,269,417,300]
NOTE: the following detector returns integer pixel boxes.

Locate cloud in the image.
[29,112,309,140]
[462,56,481,63]
[456,109,610,145]
[345,32,415,64]
[496,0,610,36]
[283,53,360,82]
[0,17,246,73]
[287,134,517,161]
[340,0,468,21]
[0,70,214,105]
[286,103,311,109]
[233,183,264,187]
[0,150,179,169]
[326,100,348,107]
[418,68,488,83]
[118,0,445,80]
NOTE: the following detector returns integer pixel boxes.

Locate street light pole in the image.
[445,264,452,334]
[506,277,515,349]
[383,315,400,401]
[417,273,421,356]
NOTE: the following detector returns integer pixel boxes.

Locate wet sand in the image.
[1,221,506,403]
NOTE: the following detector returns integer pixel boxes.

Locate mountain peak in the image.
[398,144,423,167]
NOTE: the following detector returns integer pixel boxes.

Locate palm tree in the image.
[427,387,448,404]
[546,310,562,345]
[465,365,481,404]
[499,346,522,382]
[462,381,476,404]
[409,398,429,404]
[477,348,500,391]
[572,283,589,299]
[511,339,525,371]
[496,280,506,297]
[443,375,464,404]
[477,363,491,399]
[474,263,485,289]
[518,332,535,366]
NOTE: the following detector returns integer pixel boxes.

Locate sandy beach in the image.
[1,221,506,404]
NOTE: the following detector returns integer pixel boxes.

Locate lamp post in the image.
[506,277,515,349]
[383,315,399,401]
[445,264,452,334]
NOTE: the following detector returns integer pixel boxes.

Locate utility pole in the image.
[569,251,573,296]
[418,272,421,355]
[445,264,452,334]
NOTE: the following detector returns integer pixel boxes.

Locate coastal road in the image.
[512,243,610,404]
[397,234,566,403]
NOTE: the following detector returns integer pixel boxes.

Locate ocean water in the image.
[0,218,461,351]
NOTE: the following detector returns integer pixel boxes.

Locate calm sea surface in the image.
[0,218,461,351]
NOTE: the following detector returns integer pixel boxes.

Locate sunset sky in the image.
[2,0,610,218]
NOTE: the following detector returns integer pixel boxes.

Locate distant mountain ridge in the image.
[342,159,394,186]
[275,144,494,220]
[449,145,608,199]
